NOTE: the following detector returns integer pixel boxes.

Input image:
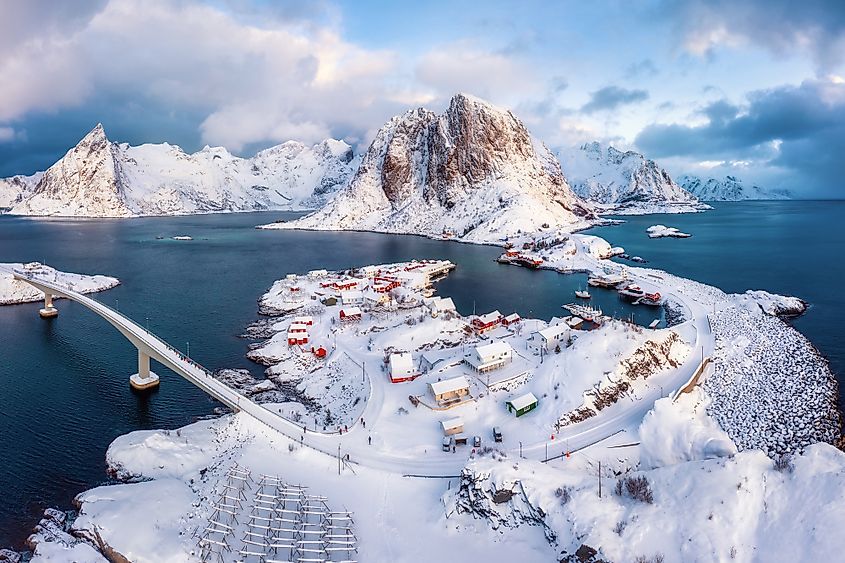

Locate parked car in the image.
[473,435,482,448]
[493,426,503,442]
[442,436,454,452]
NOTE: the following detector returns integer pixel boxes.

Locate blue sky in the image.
[0,0,843,196]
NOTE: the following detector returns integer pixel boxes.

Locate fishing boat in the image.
[562,303,603,321]
[575,289,591,299]
[617,283,645,302]
[636,291,662,306]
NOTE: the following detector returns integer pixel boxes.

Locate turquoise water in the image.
[585,201,845,406]
[0,212,658,547]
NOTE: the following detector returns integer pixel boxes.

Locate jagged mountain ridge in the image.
[679,174,792,201]
[559,141,707,214]
[0,172,43,209]
[6,124,357,217]
[263,93,595,242]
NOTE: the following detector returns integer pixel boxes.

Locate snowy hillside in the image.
[261,93,595,243]
[5,124,357,217]
[0,172,42,209]
[679,174,792,201]
[559,142,707,215]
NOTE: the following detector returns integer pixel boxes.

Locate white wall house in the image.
[464,341,514,373]
[528,322,570,353]
[341,290,364,305]
[388,352,416,382]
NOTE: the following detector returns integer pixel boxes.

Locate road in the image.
[7,256,714,477]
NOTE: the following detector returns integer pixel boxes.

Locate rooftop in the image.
[508,392,538,411]
[430,376,470,396]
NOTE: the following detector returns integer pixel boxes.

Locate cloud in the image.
[0,0,404,151]
[581,86,649,114]
[635,78,845,195]
[0,127,16,142]
[664,0,845,71]
[415,42,541,101]
[624,59,659,79]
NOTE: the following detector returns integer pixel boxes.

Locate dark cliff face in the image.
[368,93,585,213]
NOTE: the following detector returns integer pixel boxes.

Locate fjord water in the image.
[0,202,840,547]
[586,200,845,403]
[0,211,658,547]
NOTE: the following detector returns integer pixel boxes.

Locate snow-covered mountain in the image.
[261,93,595,242]
[0,172,42,209]
[679,174,792,201]
[559,142,707,215]
[5,124,357,217]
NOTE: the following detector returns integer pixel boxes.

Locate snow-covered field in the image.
[0,262,119,305]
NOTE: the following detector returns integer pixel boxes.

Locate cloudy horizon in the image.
[0,0,843,197]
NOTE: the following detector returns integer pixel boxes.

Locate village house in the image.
[441,416,464,436]
[287,330,309,346]
[427,296,456,317]
[307,269,328,278]
[388,352,417,383]
[528,322,570,353]
[501,313,521,326]
[472,310,502,333]
[429,376,470,407]
[341,289,364,306]
[339,306,362,321]
[464,341,514,373]
[292,315,313,326]
[506,392,538,417]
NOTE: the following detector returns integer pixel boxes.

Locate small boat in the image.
[618,283,645,302]
[636,291,662,306]
[648,319,660,329]
[575,289,591,299]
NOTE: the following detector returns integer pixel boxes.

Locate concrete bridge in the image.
[12,268,241,401]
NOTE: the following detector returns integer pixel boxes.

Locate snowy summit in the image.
[2,124,357,217]
[679,174,793,201]
[259,93,596,242]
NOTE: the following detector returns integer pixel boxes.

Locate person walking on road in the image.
[368,435,372,445]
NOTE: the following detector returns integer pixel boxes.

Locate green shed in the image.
[506,392,538,417]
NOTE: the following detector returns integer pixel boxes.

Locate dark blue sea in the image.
[0,201,840,546]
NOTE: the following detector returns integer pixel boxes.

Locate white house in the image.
[528,323,570,353]
[341,290,364,305]
[308,269,328,278]
[429,376,470,407]
[428,296,457,316]
[388,352,416,383]
[464,341,513,373]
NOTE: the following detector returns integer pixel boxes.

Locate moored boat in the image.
[575,289,591,299]
[618,283,645,302]
[636,291,662,306]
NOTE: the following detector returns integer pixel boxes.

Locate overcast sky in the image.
[0,0,843,196]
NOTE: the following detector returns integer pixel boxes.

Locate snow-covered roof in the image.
[340,306,362,316]
[566,316,584,327]
[503,313,521,322]
[475,341,513,360]
[389,352,414,374]
[508,392,538,411]
[430,376,469,396]
[341,289,363,299]
[476,310,502,324]
[430,296,456,312]
[441,417,464,431]
[538,323,569,341]
[293,315,313,323]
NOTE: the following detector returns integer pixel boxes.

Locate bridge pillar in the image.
[39,292,58,318]
[130,349,160,390]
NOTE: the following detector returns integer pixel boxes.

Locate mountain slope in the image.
[261,93,594,243]
[559,142,707,214]
[0,172,43,209]
[7,125,356,217]
[679,175,792,201]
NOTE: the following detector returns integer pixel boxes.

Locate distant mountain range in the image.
[559,142,708,214]
[0,124,357,216]
[678,175,792,201]
[0,94,792,229]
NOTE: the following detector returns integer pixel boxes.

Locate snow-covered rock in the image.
[679,174,792,201]
[639,390,737,469]
[736,290,807,317]
[261,93,595,242]
[559,141,708,215]
[0,262,119,305]
[646,225,691,238]
[6,124,357,217]
[0,172,42,208]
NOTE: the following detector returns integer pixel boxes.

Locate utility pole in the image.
[338,443,341,475]
[598,461,602,499]
[519,441,523,459]
[545,442,548,462]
